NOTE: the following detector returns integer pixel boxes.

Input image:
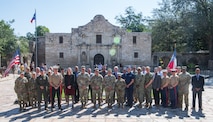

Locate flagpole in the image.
[34,9,38,68]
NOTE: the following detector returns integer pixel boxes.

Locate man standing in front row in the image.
[14,72,28,112]
[178,66,191,110]
[134,67,145,108]
[36,69,49,111]
[77,66,90,109]
[168,69,179,109]
[191,68,204,111]
[90,68,103,108]
[104,68,116,108]
[124,66,135,107]
[49,66,63,111]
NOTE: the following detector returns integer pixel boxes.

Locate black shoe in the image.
[125,104,129,107]
[199,108,203,111]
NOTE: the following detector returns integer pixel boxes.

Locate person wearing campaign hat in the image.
[160,69,170,107]
[168,69,179,109]
[178,66,191,110]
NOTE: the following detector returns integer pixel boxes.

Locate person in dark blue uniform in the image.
[124,66,135,107]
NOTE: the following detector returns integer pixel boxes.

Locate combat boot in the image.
[138,103,142,108]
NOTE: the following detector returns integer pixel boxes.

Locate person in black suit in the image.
[152,67,162,107]
[191,68,204,111]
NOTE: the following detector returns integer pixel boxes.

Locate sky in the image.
[0,0,161,36]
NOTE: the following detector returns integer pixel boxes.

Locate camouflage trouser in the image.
[92,90,102,105]
[79,89,88,103]
[178,92,189,108]
[116,90,125,104]
[29,91,37,106]
[17,93,28,111]
[17,93,28,103]
[136,88,145,103]
[133,86,138,102]
[101,85,105,102]
[105,90,114,105]
[144,88,152,105]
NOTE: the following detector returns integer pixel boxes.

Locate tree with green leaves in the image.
[0,20,30,66]
[0,20,16,61]
[115,6,148,32]
[151,0,213,57]
[36,25,50,36]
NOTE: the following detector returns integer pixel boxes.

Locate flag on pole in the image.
[4,49,21,77]
[167,50,177,70]
[30,12,36,23]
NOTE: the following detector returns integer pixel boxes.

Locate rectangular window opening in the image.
[133,36,137,44]
[96,35,102,44]
[59,36,63,44]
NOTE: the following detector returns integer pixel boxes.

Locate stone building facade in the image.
[37,15,152,68]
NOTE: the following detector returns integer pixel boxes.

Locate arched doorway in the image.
[94,54,104,65]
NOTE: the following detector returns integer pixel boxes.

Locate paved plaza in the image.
[0,74,213,122]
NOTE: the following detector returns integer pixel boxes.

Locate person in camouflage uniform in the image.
[90,68,103,108]
[14,72,29,112]
[144,66,153,108]
[115,73,126,108]
[77,66,90,109]
[103,68,116,108]
[36,69,49,111]
[134,67,145,108]
[24,67,32,106]
[28,72,37,108]
[100,65,107,103]
[178,66,191,110]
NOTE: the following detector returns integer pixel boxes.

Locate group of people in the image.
[14,64,205,113]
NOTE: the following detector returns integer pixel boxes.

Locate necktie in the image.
[197,75,199,80]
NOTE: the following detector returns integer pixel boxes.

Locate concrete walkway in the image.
[0,74,213,122]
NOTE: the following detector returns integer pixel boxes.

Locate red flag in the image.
[30,13,36,23]
[4,49,20,77]
[167,50,177,70]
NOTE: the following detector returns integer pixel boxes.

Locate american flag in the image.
[4,49,20,77]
